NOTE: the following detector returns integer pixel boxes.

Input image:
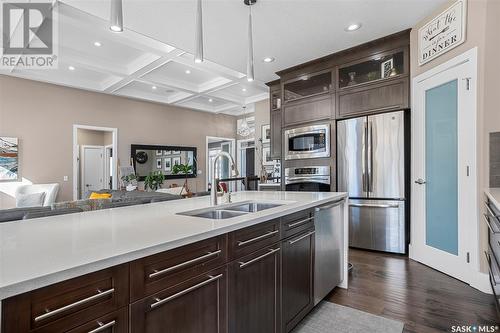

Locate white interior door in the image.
[411,49,477,283]
[82,146,104,197]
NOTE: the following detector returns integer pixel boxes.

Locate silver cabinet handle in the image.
[150,274,223,310]
[34,288,115,322]
[239,248,280,269]
[485,202,500,224]
[287,217,313,228]
[237,229,279,246]
[88,320,116,333]
[289,231,315,245]
[149,250,222,279]
[483,214,499,234]
[414,178,426,185]
[485,252,499,286]
[315,199,344,211]
[485,201,500,216]
[349,203,399,208]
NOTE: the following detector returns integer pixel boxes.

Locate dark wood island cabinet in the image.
[1,199,346,333]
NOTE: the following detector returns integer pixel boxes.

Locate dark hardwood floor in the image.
[326,249,499,333]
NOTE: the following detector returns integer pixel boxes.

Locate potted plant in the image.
[121,173,138,191]
[144,171,165,191]
[172,163,193,195]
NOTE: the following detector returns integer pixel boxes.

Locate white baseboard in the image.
[470,271,493,295]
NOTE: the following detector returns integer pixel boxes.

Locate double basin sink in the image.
[178,201,284,220]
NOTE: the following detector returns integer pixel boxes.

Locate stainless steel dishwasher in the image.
[314,198,344,305]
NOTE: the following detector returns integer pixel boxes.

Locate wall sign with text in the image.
[418,0,467,66]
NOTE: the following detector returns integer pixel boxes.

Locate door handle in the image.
[414,178,426,185]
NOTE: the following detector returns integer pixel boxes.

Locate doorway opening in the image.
[237,139,256,191]
[205,136,235,192]
[73,125,118,200]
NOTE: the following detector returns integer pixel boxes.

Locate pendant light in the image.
[110,0,123,32]
[244,0,256,82]
[238,106,251,137]
[194,0,204,63]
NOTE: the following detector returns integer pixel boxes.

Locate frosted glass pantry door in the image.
[411,49,477,284]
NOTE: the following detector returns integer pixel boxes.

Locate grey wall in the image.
[0,75,237,208]
[490,132,500,188]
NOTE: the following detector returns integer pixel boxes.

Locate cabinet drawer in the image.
[130,266,227,333]
[130,235,227,301]
[65,307,128,333]
[229,220,281,260]
[281,210,313,238]
[2,264,129,333]
[338,77,408,117]
[283,94,333,126]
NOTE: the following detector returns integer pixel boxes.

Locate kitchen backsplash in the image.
[491,132,500,187]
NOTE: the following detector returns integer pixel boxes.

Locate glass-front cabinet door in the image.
[338,49,406,89]
[284,71,332,102]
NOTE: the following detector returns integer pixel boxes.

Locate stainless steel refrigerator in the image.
[337,111,406,254]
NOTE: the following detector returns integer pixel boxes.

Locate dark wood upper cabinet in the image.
[270,30,410,123]
[282,228,315,333]
[270,109,282,159]
[228,245,282,333]
[283,94,333,127]
[283,70,333,103]
[337,48,407,90]
[271,88,282,111]
[130,266,227,333]
[269,82,282,160]
[337,77,409,118]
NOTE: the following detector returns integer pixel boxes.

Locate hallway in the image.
[327,249,498,332]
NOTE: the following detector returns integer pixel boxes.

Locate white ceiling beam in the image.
[104,58,172,93]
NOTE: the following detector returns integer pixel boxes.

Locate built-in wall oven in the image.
[284,124,330,160]
[285,166,331,192]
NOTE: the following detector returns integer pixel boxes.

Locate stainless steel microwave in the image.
[284,124,330,160]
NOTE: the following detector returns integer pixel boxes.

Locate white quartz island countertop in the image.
[0,191,347,300]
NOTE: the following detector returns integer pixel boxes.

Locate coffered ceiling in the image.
[0,2,268,115]
[0,0,447,115]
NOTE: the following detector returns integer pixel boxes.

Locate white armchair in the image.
[15,183,60,207]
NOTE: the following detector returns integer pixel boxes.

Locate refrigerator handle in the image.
[362,120,367,193]
[367,120,373,193]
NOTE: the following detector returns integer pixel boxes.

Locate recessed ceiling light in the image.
[152,86,157,90]
[68,66,75,71]
[208,98,213,102]
[185,69,191,74]
[242,88,247,92]
[345,23,361,32]
[263,57,275,63]
[94,41,102,47]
